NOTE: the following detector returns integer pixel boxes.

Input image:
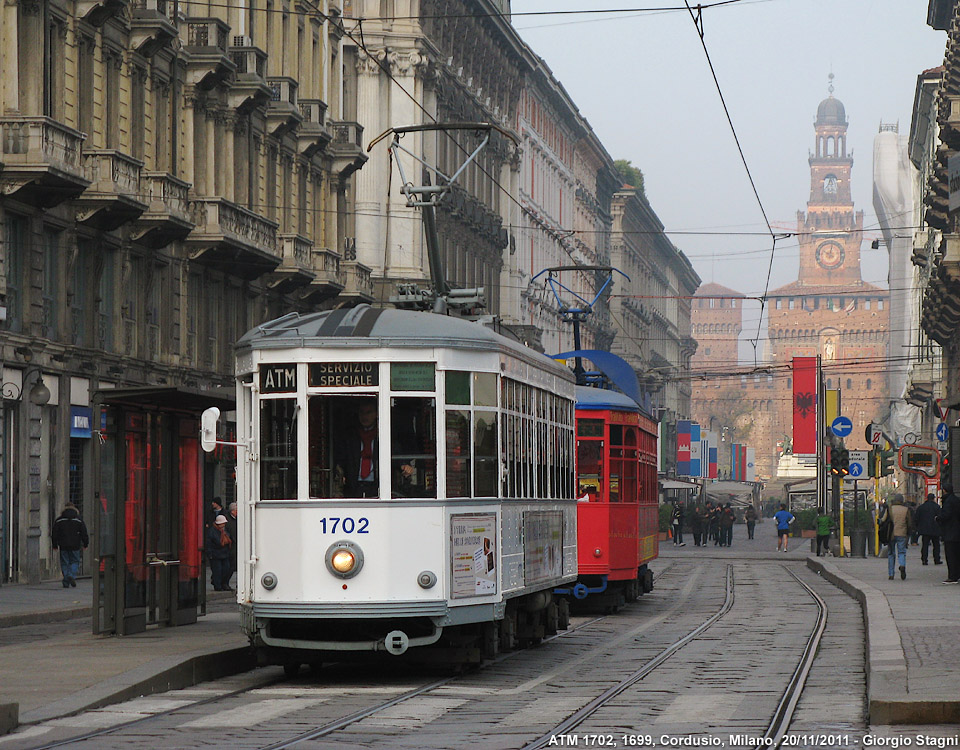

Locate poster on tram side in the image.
[450,513,497,598]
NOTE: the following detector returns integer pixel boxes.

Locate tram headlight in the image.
[261,572,278,590]
[417,570,437,589]
[593,547,603,558]
[325,540,364,579]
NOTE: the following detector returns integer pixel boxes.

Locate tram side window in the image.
[446,409,471,498]
[577,439,602,501]
[609,424,622,502]
[261,399,298,500]
[390,397,437,498]
[475,410,498,497]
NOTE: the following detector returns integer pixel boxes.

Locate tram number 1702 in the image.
[317,517,370,534]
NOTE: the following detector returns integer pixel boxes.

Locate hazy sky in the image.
[512,0,945,358]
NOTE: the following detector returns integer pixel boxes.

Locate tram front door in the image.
[93,388,234,635]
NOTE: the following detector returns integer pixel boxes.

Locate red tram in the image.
[557,386,658,608]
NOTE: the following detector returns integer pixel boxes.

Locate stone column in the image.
[383,49,430,282]
[352,48,386,276]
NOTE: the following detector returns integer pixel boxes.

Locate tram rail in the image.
[18,564,679,750]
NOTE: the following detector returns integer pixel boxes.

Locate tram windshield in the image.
[306,395,437,499]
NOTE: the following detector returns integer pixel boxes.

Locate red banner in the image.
[792,357,818,455]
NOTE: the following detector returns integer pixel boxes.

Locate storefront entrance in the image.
[93,387,234,635]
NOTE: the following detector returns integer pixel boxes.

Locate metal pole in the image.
[838,475,845,557]
[572,314,585,386]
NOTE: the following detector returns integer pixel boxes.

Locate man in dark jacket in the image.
[51,502,89,588]
[719,503,736,547]
[938,482,960,584]
[916,493,943,566]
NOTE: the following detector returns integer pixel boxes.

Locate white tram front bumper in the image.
[244,502,514,653]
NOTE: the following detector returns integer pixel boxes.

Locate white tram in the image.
[228,305,578,668]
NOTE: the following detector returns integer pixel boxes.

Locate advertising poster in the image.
[450,513,497,599]
[523,510,564,585]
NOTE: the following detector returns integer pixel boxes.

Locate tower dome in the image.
[816,95,846,126]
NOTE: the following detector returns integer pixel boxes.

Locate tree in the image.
[615,159,645,195]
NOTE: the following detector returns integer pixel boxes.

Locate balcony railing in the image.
[82,149,143,197]
[192,198,278,254]
[0,116,88,206]
[184,18,234,88]
[340,260,375,301]
[231,46,267,77]
[1,116,84,172]
[332,120,363,147]
[130,0,177,56]
[313,247,344,285]
[188,197,281,279]
[135,171,194,247]
[280,233,313,270]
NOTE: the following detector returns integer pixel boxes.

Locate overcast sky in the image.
[512,0,946,359]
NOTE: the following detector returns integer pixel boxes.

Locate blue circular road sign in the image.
[831,416,853,437]
[848,462,864,477]
[937,423,949,442]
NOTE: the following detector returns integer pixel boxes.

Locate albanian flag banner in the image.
[792,356,817,456]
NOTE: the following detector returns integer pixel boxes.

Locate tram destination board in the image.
[309,362,379,387]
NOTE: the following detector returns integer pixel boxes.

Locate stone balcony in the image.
[329,120,367,178]
[129,0,177,57]
[187,197,281,279]
[0,116,89,207]
[301,247,344,303]
[184,18,236,90]
[267,77,302,136]
[298,99,332,157]
[75,149,148,231]
[77,0,128,26]
[268,233,316,293]
[229,45,272,113]
[133,171,194,248]
[339,260,375,304]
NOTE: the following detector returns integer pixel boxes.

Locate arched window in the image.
[826,378,832,388]
[823,174,838,195]
[866,378,872,390]
[846,378,852,389]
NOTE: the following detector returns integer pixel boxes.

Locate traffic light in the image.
[943,449,950,480]
[868,447,878,478]
[830,447,850,477]
[879,449,895,477]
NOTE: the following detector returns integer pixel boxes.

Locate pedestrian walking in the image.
[815,510,835,557]
[225,502,239,587]
[671,501,686,546]
[774,504,795,552]
[690,504,704,547]
[880,493,915,581]
[916,493,943,566]
[205,496,224,529]
[51,502,89,588]
[937,481,960,584]
[907,500,920,546]
[719,503,735,547]
[207,514,233,591]
[744,505,757,540]
[709,503,721,546]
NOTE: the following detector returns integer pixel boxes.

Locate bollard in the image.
[850,528,868,558]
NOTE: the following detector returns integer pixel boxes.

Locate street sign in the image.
[866,423,883,445]
[937,423,949,442]
[848,450,868,478]
[831,416,853,438]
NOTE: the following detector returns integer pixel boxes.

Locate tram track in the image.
[15,564,681,750]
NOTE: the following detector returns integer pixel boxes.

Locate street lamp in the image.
[1,367,51,406]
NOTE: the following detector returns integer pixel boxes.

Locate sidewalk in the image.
[0,579,250,735]
[807,549,960,725]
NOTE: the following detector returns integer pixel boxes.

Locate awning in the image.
[94,386,235,413]
[660,479,701,490]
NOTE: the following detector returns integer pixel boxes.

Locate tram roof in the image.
[575,385,642,413]
[237,305,573,378]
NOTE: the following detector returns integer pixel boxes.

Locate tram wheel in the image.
[283,662,301,677]
[557,598,570,630]
[544,602,559,635]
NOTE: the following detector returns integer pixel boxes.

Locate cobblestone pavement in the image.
[1,557,955,750]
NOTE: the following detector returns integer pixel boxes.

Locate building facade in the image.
[691,93,890,482]
[0,0,367,582]
[610,187,699,477]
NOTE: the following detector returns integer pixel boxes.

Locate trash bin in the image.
[850,529,868,558]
